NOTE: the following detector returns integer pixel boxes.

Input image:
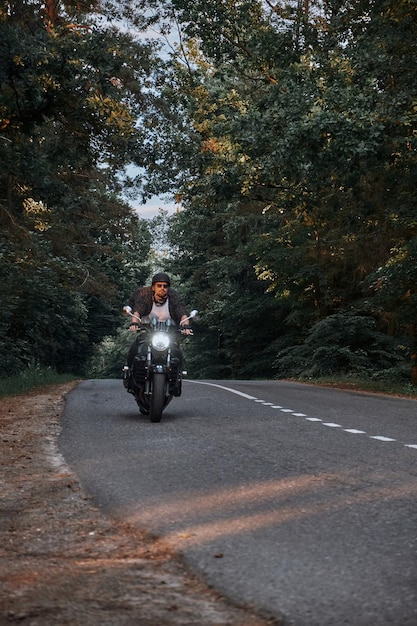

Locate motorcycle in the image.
[122,306,197,422]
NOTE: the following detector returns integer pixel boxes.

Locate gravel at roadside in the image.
[0,382,278,626]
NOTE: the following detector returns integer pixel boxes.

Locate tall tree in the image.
[134,0,417,380]
[0,0,155,375]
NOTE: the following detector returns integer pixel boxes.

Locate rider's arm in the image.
[129,311,141,330]
[180,314,192,335]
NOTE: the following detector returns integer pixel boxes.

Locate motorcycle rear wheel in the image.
[149,372,166,422]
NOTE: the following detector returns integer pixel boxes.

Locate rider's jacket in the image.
[128,286,188,326]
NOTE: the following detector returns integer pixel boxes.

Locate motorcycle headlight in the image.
[152,332,170,351]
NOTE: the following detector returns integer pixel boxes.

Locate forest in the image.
[1,0,416,384]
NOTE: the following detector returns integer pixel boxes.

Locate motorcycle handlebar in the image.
[128,321,192,335]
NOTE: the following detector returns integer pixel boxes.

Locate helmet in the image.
[151,272,171,286]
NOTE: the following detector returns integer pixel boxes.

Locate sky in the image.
[120,15,181,220]
[132,195,177,220]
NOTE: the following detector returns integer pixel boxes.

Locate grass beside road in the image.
[0,368,80,399]
[297,375,417,399]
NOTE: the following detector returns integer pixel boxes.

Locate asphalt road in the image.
[60,379,417,626]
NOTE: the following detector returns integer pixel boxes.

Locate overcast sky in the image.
[133,196,176,220]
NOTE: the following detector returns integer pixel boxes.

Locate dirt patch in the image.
[0,383,278,626]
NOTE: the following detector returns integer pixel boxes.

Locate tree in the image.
[0,0,155,375]
[131,0,417,381]
[166,199,285,378]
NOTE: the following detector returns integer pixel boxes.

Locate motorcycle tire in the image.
[149,372,166,423]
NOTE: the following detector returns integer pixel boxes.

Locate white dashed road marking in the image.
[188,380,257,400]
[188,381,416,451]
[344,429,366,434]
[370,436,396,442]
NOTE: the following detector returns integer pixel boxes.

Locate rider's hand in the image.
[129,316,140,331]
[181,325,193,336]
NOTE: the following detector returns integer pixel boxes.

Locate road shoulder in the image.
[0,382,277,625]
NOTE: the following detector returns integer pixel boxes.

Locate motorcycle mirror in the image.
[181,310,199,325]
[123,305,132,316]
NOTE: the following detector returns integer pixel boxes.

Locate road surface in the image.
[60,379,417,626]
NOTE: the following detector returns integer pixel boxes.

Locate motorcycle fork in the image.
[144,345,152,395]
[145,346,172,397]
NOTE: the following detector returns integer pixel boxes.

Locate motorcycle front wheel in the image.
[149,372,166,423]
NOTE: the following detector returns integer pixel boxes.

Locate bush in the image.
[0,367,78,398]
[274,314,408,379]
[86,328,133,379]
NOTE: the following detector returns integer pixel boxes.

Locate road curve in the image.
[60,379,417,626]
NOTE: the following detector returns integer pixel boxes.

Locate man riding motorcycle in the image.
[127,272,191,333]
[124,273,192,405]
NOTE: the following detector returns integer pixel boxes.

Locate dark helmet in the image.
[151,272,171,286]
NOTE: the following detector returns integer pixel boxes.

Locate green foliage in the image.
[166,203,286,378]
[0,1,154,376]
[86,327,133,379]
[2,0,416,382]
[136,0,417,381]
[0,367,78,399]
[274,314,409,380]
[364,236,417,350]
[299,375,417,398]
